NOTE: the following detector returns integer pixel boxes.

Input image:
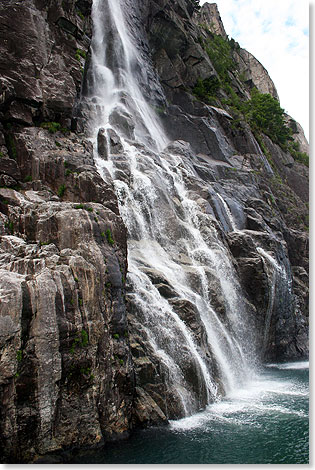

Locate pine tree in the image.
[191,0,201,12]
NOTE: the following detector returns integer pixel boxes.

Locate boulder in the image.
[97,128,108,160]
[109,108,135,140]
[133,387,167,426]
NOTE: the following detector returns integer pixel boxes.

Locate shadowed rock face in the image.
[0,0,92,129]
[0,0,309,463]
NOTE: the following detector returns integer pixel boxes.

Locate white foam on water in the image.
[170,366,309,431]
[266,361,309,370]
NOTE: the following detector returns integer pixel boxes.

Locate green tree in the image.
[205,34,235,82]
[246,89,293,147]
[191,0,201,12]
[192,76,220,103]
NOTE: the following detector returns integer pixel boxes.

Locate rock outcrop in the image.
[196,3,228,39]
[0,129,136,462]
[233,48,279,100]
[0,0,308,463]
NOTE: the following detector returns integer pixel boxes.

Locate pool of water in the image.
[71,361,309,464]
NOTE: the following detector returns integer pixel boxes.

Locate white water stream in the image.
[216,193,238,232]
[86,0,167,151]
[84,0,257,416]
[256,247,292,355]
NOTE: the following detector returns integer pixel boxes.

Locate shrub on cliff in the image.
[192,76,220,104]
[245,88,293,147]
[221,87,294,150]
[191,0,201,12]
[193,33,307,165]
[205,34,235,82]
[288,141,309,166]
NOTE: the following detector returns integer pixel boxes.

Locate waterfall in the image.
[216,194,238,232]
[248,133,274,174]
[257,247,293,356]
[82,0,256,417]
[85,0,168,151]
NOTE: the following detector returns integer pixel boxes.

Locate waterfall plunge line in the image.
[87,0,168,151]
[85,0,256,417]
[256,247,293,356]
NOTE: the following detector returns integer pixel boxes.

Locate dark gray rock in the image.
[107,128,124,154]
[97,128,108,160]
[169,298,204,340]
[133,387,167,426]
[0,0,91,125]
[0,157,21,180]
[161,106,233,161]
[0,174,17,187]
[109,108,135,140]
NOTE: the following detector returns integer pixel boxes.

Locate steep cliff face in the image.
[0,0,134,463]
[144,0,308,360]
[0,0,309,463]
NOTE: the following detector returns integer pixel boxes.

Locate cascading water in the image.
[216,193,238,232]
[85,0,167,151]
[257,247,293,356]
[248,132,274,174]
[82,0,256,417]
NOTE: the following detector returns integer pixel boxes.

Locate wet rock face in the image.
[226,229,307,360]
[144,0,308,362]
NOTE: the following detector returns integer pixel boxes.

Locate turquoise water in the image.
[72,361,309,464]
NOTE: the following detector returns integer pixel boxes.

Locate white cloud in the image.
[200,0,309,140]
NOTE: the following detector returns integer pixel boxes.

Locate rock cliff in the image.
[0,0,134,462]
[0,0,308,463]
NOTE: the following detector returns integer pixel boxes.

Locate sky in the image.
[199,0,310,140]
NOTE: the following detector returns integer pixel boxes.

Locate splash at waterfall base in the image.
[0,0,308,463]
[58,362,310,464]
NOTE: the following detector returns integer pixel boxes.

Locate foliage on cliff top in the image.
[194,32,308,165]
[193,33,241,106]
[244,89,293,147]
[205,33,236,82]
